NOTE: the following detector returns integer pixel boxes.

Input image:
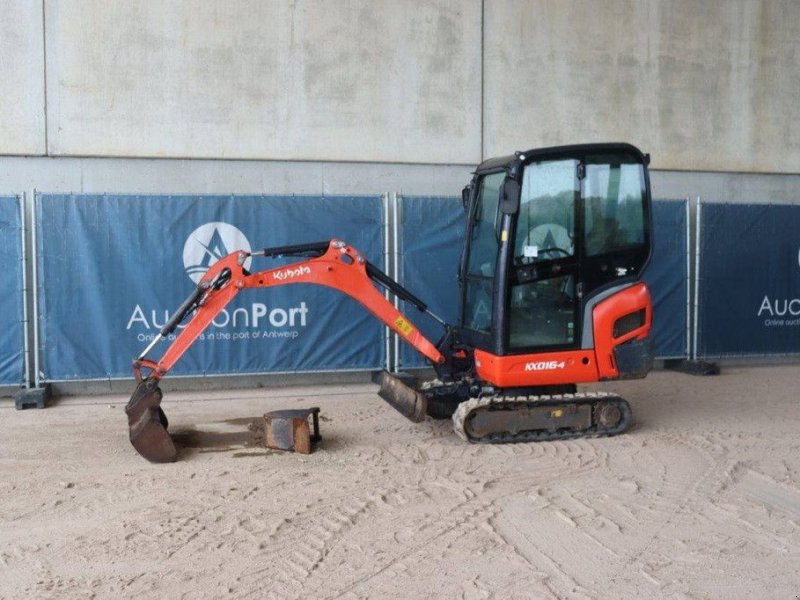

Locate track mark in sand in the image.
[603,433,720,585]
[489,493,621,598]
[731,468,800,517]
[237,492,385,597]
[330,497,500,599]
[329,453,611,598]
[704,463,800,553]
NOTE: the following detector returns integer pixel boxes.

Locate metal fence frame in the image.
[19,193,30,389]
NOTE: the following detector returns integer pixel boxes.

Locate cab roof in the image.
[475,142,648,174]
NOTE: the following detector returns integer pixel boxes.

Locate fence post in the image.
[392,192,401,372]
[382,192,391,372]
[684,197,691,359]
[13,189,51,408]
[19,193,30,389]
[691,197,702,361]
[31,189,41,387]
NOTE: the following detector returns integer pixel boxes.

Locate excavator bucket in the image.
[374,370,428,423]
[125,378,177,463]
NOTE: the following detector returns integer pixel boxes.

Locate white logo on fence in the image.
[183,222,252,283]
[127,222,309,341]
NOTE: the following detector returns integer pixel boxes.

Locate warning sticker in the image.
[393,316,414,337]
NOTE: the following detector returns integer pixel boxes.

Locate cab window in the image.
[515,159,578,265]
[583,156,646,256]
[463,171,504,333]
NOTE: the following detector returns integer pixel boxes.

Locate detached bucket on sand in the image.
[264,408,321,454]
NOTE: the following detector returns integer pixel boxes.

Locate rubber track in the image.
[452,392,632,444]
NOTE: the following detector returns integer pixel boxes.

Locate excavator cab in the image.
[458,143,653,390]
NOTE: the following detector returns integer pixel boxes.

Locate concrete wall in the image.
[0,1,45,155]
[45,0,482,164]
[484,0,800,173]
[2,0,800,175]
[0,156,474,197]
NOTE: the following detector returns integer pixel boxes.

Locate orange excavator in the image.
[126,143,654,462]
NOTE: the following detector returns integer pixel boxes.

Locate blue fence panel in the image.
[398,196,463,369]
[397,197,688,369]
[697,203,800,357]
[645,199,689,358]
[36,194,384,380]
[0,195,24,385]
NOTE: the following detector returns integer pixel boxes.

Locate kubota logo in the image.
[183,222,252,283]
[273,266,312,281]
[524,361,566,371]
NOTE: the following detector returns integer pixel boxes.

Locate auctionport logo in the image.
[183,222,252,283]
[126,221,310,339]
[756,245,800,327]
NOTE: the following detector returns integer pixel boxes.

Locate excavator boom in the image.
[126,239,447,462]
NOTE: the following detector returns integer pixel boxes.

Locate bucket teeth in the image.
[125,379,177,463]
[375,370,428,423]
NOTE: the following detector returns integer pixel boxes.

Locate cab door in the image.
[505,149,650,356]
[460,170,505,350]
[506,158,581,352]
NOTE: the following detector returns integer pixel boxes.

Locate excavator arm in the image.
[135,239,445,379]
[126,239,447,463]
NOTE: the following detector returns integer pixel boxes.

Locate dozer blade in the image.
[125,378,177,463]
[373,370,428,423]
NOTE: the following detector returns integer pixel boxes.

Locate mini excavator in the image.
[126,143,655,463]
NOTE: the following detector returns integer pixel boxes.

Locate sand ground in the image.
[1,366,799,599]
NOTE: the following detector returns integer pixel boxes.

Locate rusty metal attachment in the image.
[264,407,321,454]
[125,378,177,463]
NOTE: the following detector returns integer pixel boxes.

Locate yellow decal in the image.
[550,409,564,418]
[501,230,508,242]
[394,316,414,337]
